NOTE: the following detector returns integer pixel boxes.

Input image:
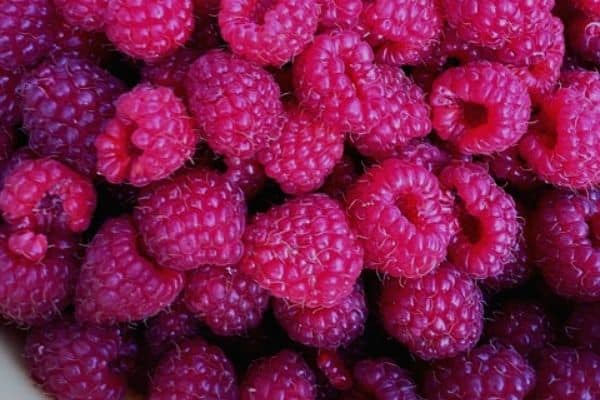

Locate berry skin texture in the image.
[149,338,238,400]
[0,69,22,126]
[141,48,201,99]
[184,265,270,336]
[568,13,600,65]
[393,139,453,175]
[560,69,600,103]
[430,61,531,155]
[316,349,353,391]
[273,283,367,349]
[20,56,125,176]
[145,300,201,359]
[572,0,600,15]
[187,50,283,160]
[96,84,198,187]
[424,344,536,400]
[53,0,107,31]
[224,156,267,199]
[439,161,519,279]
[318,0,363,30]
[565,302,600,353]
[345,158,453,278]
[343,359,418,400]
[135,169,246,271]
[485,147,539,190]
[240,193,363,308]
[25,320,128,400]
[380,264,484,360]
[75,216,184,324]
[480,232,533,291]
[241,350,317,400]
[219,0,320,66]
[105,0,194,61]
[321,154,359,202]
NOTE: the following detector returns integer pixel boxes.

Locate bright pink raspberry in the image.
[321,154,360,202]
[572,0,600,15]
[149,338,238,400]
[566,302,600,353]
[392,140,453,174]
[317,349,353,391]
[241,193,363,308]
[560,68,600,103]
[381,264,484,360]
[223,157,267,199]
[75,217,184,324]
[184,265,270,336]
[96,84,198,187]
[293,31,387,133]
[430,61,531,155]
[0,69,22,126]
[241,350,317,400]
[318,0,363,30]
[105,0,194,61]
[273,283,367,349]
[345,158,453,278]
[187,50,283,159]
[141,48,201,99]
[424,344,536,400]
[134,169,246,271]
[343,359,418,400]
[258,105,345,195]
[53,0,107,31]
[480,231,533,291]
[485,147,540,190]
[219,0,320,66]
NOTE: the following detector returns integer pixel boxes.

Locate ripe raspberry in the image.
[273,283,367,349]
[318,0,362,31]
[349,66,431,159]
[480,232,533,291]
[241,350,317,400]
[565,302,600,353]
[105,0,194,61]
[343,359,418,400]
[20,55,125,176]
[317,349,353,391]
[345,158,453,278]
[219,0,320,66]
[51,18,111,62]
[0,148,36,190]
[531,347,600,400]
[380,264,484,360]
[430,61,531,155]
[240,193,363,308]
[485,147,540,190]
[293,31,386,133]
[560,68,600,103]
[321,154,359,202]
[184,265,270,336]
[25,320,128,400]
[75,216,184,324]
[0,69,22,126]
[572,0,600,15]
[53,0,107,31]
[223,157,267,199]
[141,48,201,99]
[96,84,198,187]
[392,140,452,175]
[149,338,238,400]
[258,105,345,195]
[186,50,283,159]
[424,344,536,400]
[568,13,600,65]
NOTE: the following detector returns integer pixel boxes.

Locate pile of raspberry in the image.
[1,0,600,399]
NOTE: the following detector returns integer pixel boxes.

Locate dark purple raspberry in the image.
[565,302,600,353]
[568,12,600,65]
[0,69,22,126]
[317,349,353,391]
[343,358,418,400]
[485,147,540,190]
[141,48,201,99]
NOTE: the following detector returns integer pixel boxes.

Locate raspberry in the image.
[318,0,362,31]
[0,69,22,126]
[258,105,345,195]
[349,66,431,159]
[424,344,536,400]
[219,0,320,66]
[565,302,600,353]
[572,0,600,15]
[0,148,36,190]
[141,48,201,99]
[184,265,270,336]
[439,161,519,279]
[149,338,238,400]
[293,31,386,133]
[380,264,484,360]
[105,0,194,61]
[531,347,600,400]
[25,320,128,400]
[485,147,540,190]
[240,193,363,308]
[343,359,418,400]
[240,350,317,400]
[53,0,107,31]
[273,283,367,349]
[321,154,360,202]
[345,158,453,278]
[20,56,125,176]
[96,84,198,187]
[430,61,531,155]
[51,18,111,62]
[392,140,453,174]
[316,349,353,391]
[480,232,533,291]
[560,68,600,103]
[0,126,16,171]
[529,191,600,301]
[75,216,184,324]
[0,0,55,69]
[568,13,600,65]
[186,50,283,159]
[224,156,267,199]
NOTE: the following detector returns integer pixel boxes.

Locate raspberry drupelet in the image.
[565,302,600,353]
[480,231,533,291]
[53,0,108,31]
[318,0,363,31]
[321,154,360,202]
[317,349,353,391]
[393,139,453,175]
[485,147,540,190]
[141,48,202,99]
[223,156,267,199]
[342,358,418,400]
[0,69,22,127]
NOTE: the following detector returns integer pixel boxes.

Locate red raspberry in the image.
[25,320,129,400]
[75,216,184,324]
[568,13,600,65]
[349,66,431,159]
[241,350,317,400]
[424,344,536,400]
[392,139,453,175]
[343,359,418,400]
[184,265,270,336]
[565,302,600,353]
[96,84,198,187]
[186,50,283,159]
[560,68,600,103]
[0,148,36,190]
[531,347,600,400]
[572,0,600,15]
[345,158,453,278]
[149,338,238,400]
[20,55,125,176]
[528,191,600,301]
[141,48,201,99]
[316,349,353,391]
[53,0,107,31]
[240,193,363,308]
[321,154,360,202]
[0,69,22,126]
[224,157,267,199]
[318,0,363,31]
[258,105,345,195]
[380,264,484,360]
[105,0,194,61]
[273,283,367,349]
[293,31,387,133]
[219,0,320,66]
[480,232,533,291]
[485,147,540,190]
[430,61,531,155]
